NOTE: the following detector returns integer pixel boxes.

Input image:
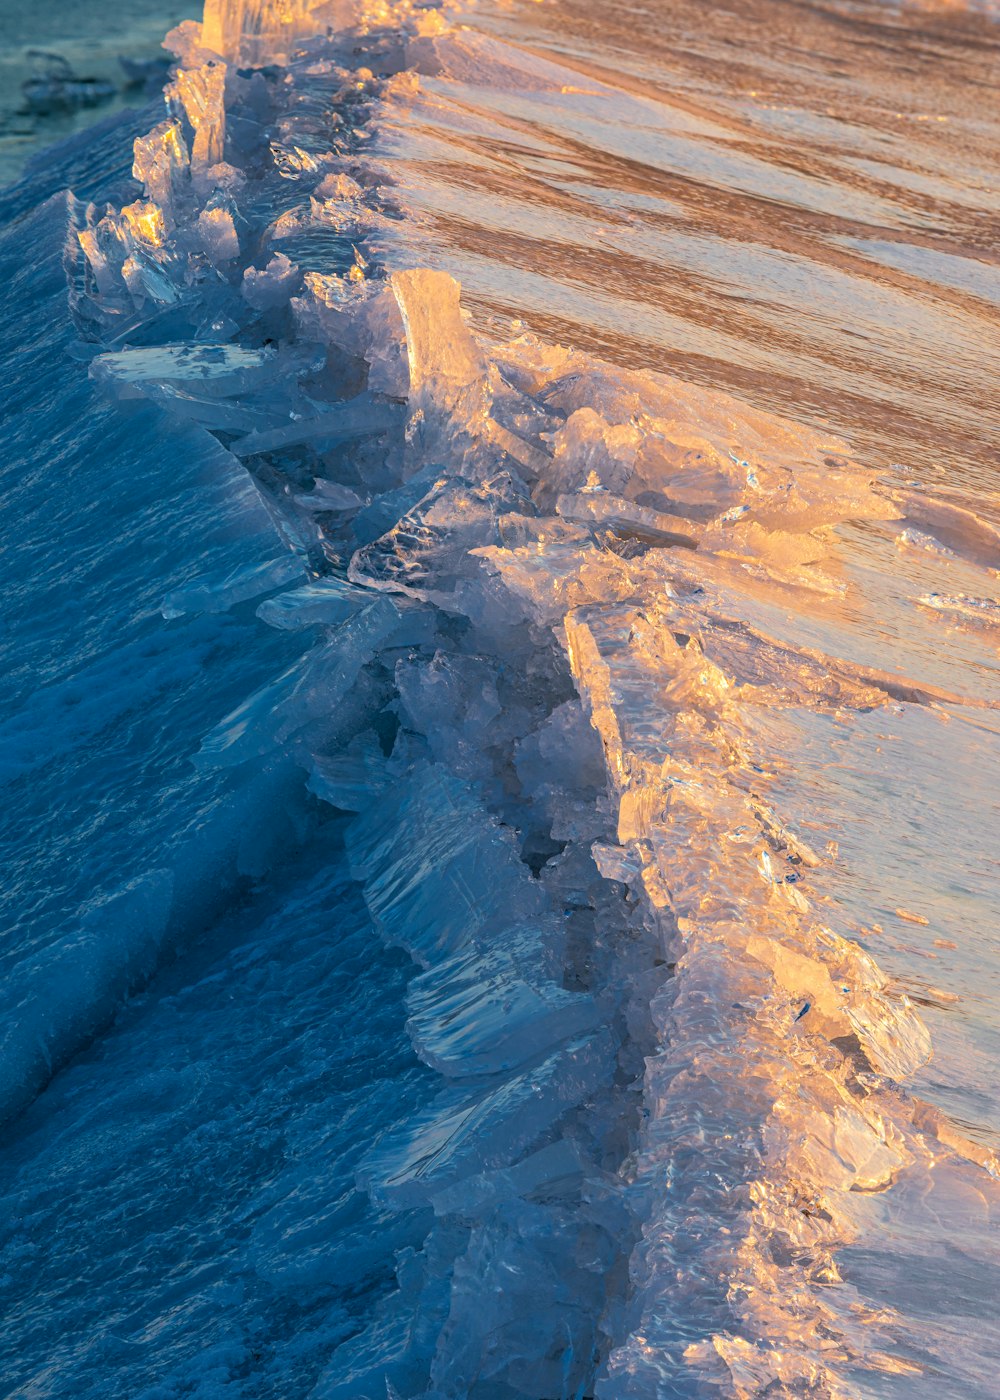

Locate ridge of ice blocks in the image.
[13,0,999,1395]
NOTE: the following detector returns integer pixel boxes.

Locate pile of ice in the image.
[69,1,1000,1394]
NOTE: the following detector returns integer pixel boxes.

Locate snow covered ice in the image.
[2,0,1000,1396]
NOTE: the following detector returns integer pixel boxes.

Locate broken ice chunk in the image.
[229,394,404,458]
[78,213,137,299]
[350,462,448,548]
[591,841,643,885]
[242,253,301,310]
[121,200,167,248]
[90,342,322,435]
[896,527,955,557]
[162,555,303,619]
[540,406,640,506]
[167,60,226,170]
[555,491,700,549]
[255,579,370,630]
[201,0,324,65]
[120,251,182,307]
[195,653,312,769]
[357,1031,614,1209]
[132,119,190,223]
[91,343,277,398]
[846,995,932,1082]
[163,18,217,67]
[196,205,240,263]
[293,480,364,513]
[918,592,1000,627]
[307,736,389,811]
[349,472,527,600]
[390,268,487,413]
[345,766,549,967]
[393,650,504,780]
[406,940,600,1077]
[197,594,407,768]
[429,1140,585,1217]
[293,276,409,398]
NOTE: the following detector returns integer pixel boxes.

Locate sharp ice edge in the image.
[68,2,1000,1395]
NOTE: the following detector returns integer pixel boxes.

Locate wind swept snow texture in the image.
[2,0,1000,1396]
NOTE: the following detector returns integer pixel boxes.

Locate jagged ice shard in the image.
[1,0,1000,1395]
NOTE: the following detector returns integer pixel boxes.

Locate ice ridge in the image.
[57,1,1000,1395]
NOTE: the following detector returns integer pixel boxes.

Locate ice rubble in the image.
[67,2,1000,1395]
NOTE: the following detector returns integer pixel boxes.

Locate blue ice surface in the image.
[0,844,432,1398]
[0,104,159,226]
[0,136,432,1395]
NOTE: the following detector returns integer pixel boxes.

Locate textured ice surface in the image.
[3,0,1000,1396]
[0,848,436,1399]
[0,192,315,1128]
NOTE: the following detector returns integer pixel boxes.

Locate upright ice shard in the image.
[202,0,327,65]
[391,268,488,412]
[168,59,227,170]
[132,119,190,224]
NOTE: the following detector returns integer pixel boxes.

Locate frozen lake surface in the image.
[1,0,999,1395]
